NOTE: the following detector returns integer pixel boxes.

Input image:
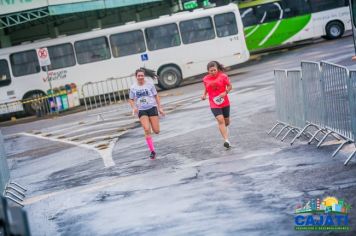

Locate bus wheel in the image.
[23,91,46,116]
[325,21,344,39]
[158,66,182,90]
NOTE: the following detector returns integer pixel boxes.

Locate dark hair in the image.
[135,68,145,76]
[207,61,224,72]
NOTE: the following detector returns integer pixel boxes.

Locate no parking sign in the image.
[36,47,51,66]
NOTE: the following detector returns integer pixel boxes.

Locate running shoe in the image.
[224,141,231,149]
[150,151,156,159]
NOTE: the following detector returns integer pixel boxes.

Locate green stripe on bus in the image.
[244,14,312,51]
[245,22,276,50]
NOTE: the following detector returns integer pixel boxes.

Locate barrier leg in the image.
[308,128,324,145]
[6,186,25,197]
[275,124,289,138]
[5,191,24,202]
[281,128,296,142]
[344,150,356,166]
[290,124,312,145]
[9,182,27,192]
[332,140,350,157]
[4,196,24,207]
[330,133,341,142]
[267,122,283,135]
[316,130,334,148]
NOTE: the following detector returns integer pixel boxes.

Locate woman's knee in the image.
[153,128,160,134]
[144,128,151,136]
[225,119,230,126]
[216,117,225,125]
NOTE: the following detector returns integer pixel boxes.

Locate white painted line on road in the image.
[16,132,116,168]
[79,133,123,144]
[96,137,118,167]
[63,127,125,141]
[48,119,130,138]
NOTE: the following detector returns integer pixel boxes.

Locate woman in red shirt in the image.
[201,61,232,149]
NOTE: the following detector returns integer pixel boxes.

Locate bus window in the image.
[179,17,215,44]
[110,30,146,57]
[310,0,348,13]
[0,59,11,87]
[145,23,181,50]
[283,0,311,18]
[256,2,282,23]
[42,43,76,71]
[74,36,111,64]
[240,7,259,27]
[214,12,238,37]
[10,50,40,77]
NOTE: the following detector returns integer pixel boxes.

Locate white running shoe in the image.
[224,140,231,149]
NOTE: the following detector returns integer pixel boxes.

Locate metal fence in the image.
[81,74,135,111]
[0,92,79,118]
[268,69,306,141]
[81,68,158,120]
[0,130,10,196]
[268,61,356,166]
[0,131,26,206]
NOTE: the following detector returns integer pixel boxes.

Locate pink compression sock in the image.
[146,136,155,152]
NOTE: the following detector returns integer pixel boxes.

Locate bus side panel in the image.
[278,14,313,44]
[245,14,312,51]
[311,7,351,37]
[6,72,49,101]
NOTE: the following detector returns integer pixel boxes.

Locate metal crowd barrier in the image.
[0,131,26,207]
[347,70,356,165]
[269,61,356,166]
[268,70,287,137]
[0,93,69,118]
[0,196,31,235]
[288,70,305,129]
[0,130,10,197]
[81,67,158,120]
[81,74,135,112]
[268,70,308,141]
[0,101,23,116]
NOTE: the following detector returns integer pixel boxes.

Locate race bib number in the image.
[213,96,224,105]
[138,96,149,105]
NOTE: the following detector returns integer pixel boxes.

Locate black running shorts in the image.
[138,106,158,118]
[211,106,230,118]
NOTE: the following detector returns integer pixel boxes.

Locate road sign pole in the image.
[45,65,57,114]
[37,47,58,114]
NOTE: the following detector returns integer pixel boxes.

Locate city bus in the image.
[238,0,351,52]
[0,3,249,115]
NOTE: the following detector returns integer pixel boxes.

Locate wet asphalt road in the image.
[2,36,356,235]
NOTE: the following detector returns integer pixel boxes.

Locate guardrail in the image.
[0,131,26,207]
[268,61,356,166]
[0,196,31,235]
[81,74,135,112]
[81,67,158,120]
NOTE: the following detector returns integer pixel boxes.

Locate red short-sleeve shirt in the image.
[203,71,231,108]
